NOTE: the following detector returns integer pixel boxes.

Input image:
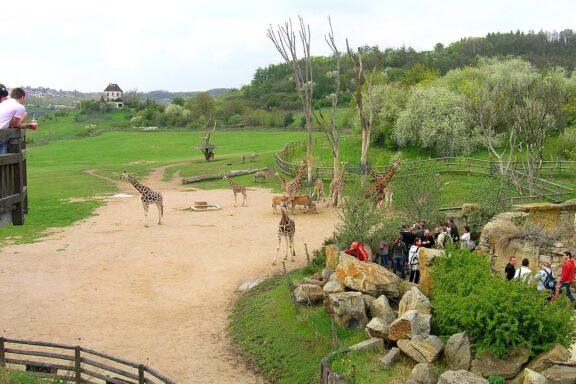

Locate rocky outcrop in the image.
[407,362,439,384]
[437,370,489,384]
[388,310,429,341]
[325,244,340,269]
[398,286,432,317]
[294,284,324,305]
[327,291,368,329]
[369,295,397,324]
[470,347,531,379]
[365,317,390,339]
[334,252,403,298]
[540,364,576,383]
[527,344,571,372]
[444,332,472,371]
[322,280,345,294]
[397,335,444,363]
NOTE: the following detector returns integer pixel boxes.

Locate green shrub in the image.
[430,249,576,357]
[488,376,505,384]
[557,126,576,160]
[465,175,515,231]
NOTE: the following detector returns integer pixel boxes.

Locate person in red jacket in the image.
[558,251,575,304]
[344,241,369,262]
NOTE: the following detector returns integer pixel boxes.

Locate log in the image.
[182,168,268,184]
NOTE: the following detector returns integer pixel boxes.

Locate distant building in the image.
[103,83,123,108]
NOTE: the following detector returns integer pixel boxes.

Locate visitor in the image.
[421,229,435,248]
[390,237,407,279]
[378,238,389,267]
[558,251,575,305]
[505,256,517,281]
[514,258,532,282]
[408,238,422,284]
[460,225,473,250]
[343,241,369,262]
[0,87,37,154]
[533,261,554,292]
[446,218,460,242]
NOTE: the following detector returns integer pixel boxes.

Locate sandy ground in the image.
[0,167,339,383]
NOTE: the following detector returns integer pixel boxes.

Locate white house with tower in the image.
[103,83,123,108]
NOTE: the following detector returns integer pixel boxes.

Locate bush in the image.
[430,249,576,357]
[557,126,576,160]
[465,175,515,231]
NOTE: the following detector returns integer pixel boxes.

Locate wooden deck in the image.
[0,128,28,227]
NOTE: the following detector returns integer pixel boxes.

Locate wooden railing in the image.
[319,349,351,384]
[0,337,175,384]
[0,129,28,227]
[275,141,575,204]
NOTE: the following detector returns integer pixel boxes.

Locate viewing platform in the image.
[0,128,28,227]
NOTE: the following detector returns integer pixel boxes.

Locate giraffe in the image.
[364,160,400,208]
[284,160,307,201]
[274,172,288,192]
[120,171,163,227]
[223,175,247,207]
[329,161,348,207]
[311,178,326,202]
[272,200,296,265]
[250,152,257,162]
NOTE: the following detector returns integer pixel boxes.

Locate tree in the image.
[188,92,215,123]
[267,17,314,185]
[394,86,476,156]
[392,171,444,226]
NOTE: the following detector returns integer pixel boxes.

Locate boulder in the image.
[397,335,444,363]
[328,291,368,329]
[335,252,403,298]
[388,310,429,341]
[299,277,324,287]
[540,364,576,384]
[437,370,489,384]
[322,280,346,294]
[470,347,531,379]
[527,344,571,372]
[369,295,397,324]
[407,362,439,384]
[415,247,445,296]
[519,368,547,384]
[444,332,472,371]
[325,244,340,269]
[366,317,390,339]
[321,267,335,282]
[362,294,376,308]
[294,284,324,305]
[398,286,432,317]
[381,347,402,368]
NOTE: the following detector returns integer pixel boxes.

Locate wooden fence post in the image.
[283,262,298,311]
[305,243,310,265]
[138,364,145,384]
[0,338,5,368]
[75,346,82,384]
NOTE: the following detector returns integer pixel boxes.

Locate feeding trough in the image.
[190,201,221,211]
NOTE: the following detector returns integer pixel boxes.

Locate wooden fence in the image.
[0,337,175,384]
[319,349,351,384]
[275,141,575,204]
[0,129,28,227]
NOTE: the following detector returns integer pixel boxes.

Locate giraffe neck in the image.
[127,175,150,194]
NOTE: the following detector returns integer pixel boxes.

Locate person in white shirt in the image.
[514,258,532,282]
[0,87,37,154]
[533,261,553,291]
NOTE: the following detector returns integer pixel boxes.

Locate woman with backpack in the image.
[533,261,555,292]
[408,237,422,284]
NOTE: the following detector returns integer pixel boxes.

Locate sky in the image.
[2,0,575,93]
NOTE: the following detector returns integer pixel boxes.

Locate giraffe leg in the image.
[142,202,149,227]
[242,191,247,207]
[273,234,282,265]
[156,202,163,225]
[284,235,289,261]
[233,192,238,207]
[289,234,295,262]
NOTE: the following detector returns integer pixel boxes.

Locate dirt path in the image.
[0,168,339,383]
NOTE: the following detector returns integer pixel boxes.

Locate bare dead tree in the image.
[267,17,314,185]
[313,17,342,204]
[203,115,216,145]
[346,40,376,175]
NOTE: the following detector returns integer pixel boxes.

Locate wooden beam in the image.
[182,168,268,184]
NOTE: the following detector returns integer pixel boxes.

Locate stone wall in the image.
[480,199,576,277]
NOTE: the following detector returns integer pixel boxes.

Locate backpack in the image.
[409,247,420,271]
[467,239,477,251]
[542,269,556,291]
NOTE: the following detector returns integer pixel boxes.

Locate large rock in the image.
[397,335,444,363]
[335,252,403,298]
[540,364,576,383]
[470,347,531,379]
[321,267,335,282]
[407,362,439,384]
[444,332,472,371]
[293,284,324,305]
[415,247,445,296]
[388,310,430,341]
[520,368,547,384]
[398,286,432,317]
[438,370,489,384]
[328,291,368,329]
[366,317,390,339]
[381,347,402,368]
[527,344,571,372]
[322,280,346,294]
[369,295,397,324]
[299,277,324,286]
[348,337,383,352]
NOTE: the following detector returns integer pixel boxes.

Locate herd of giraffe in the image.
[120,159,401,265]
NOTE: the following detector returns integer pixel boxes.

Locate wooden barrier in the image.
[0,337,175,384]
[0,129,28,227]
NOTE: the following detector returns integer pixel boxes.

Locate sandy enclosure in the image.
[0,169,339,383]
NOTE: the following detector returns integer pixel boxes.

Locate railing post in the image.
[75,346,82,384]
[0,337,5,368]
[138,364,145,384]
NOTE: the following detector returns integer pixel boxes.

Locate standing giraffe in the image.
[312,178,326,202]
[329,161,348,207]
[120,171,163,227]
[284,160,307,201]
[223,175,247,207]
[364,160,400,208]
[272,201,296,265]
[274,172,288,192]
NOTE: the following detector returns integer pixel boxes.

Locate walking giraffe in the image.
[223,175,247,207]
[120,171,163,227]
[272,201,296,265]
[329,161,348,207]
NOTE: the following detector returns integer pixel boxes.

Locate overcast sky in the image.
[2,0,574,93]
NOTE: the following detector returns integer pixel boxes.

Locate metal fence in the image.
[0,337,175,384]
